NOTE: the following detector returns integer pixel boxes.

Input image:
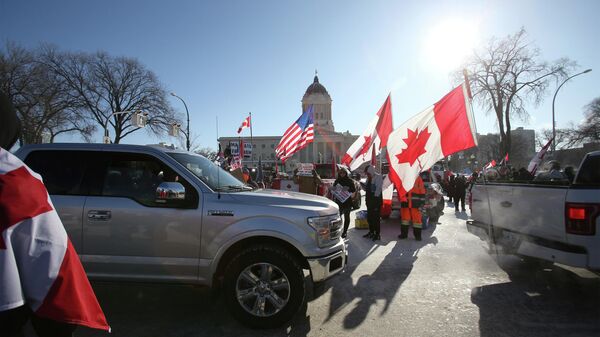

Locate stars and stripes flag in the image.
[237,115,251,134]
[0,148,109,331]
[275,105,315,163]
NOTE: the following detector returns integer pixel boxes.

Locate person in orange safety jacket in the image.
[398,175,426,241]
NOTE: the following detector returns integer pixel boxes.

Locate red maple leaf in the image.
[357,135,372,157]
[396,127,431,166]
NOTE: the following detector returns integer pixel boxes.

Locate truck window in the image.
[24,150,88,196]
[575,155,600,186]
[101,152,198,208]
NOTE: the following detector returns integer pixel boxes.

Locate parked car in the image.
[16,143,347,328]
[467,151,600,272]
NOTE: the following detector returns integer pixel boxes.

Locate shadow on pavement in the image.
[315,217,438,329]
[73,281,312,337]
[454,211,469,220]
[472,256,600,337]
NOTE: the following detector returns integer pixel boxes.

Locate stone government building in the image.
[218,74,358,172]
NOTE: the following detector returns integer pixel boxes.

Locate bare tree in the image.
[0,42,94,144]
[567,97,600,146]
[40,48,177,144]
[476,133,501,164]
[457,28,575,156]
[536,128,571,150]
[195,147,217,160]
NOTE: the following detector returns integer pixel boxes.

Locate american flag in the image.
[276,105,314,163]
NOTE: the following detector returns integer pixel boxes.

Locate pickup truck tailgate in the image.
[566,187,600,270]
[487,184,568,243]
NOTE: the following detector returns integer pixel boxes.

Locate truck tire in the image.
[223,245,305,328]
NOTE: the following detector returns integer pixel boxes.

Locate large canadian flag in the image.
[0,149,109,331]
[341,94,393,171]
[387,83,477,196]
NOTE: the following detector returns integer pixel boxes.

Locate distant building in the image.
[450,127,536,172]
[218,74,358,172]
[510,127,536,169]
[550,142,600,168]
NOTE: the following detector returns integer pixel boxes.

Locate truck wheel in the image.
[223,245,305,328]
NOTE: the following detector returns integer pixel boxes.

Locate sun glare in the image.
[424,18,478,71]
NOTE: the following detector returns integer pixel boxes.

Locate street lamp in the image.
[170,92,191,151]
[551,68,592,152]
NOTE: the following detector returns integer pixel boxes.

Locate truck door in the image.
[82,152,202,282]
[24,150,90,251]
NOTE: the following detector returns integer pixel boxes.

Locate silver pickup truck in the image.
[467,151,600,272]
[16,143,347,328]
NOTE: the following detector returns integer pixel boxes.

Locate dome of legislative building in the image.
[303,75,331,100]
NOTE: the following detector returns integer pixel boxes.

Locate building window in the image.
[262,144,266,149]
[270,144,274,149]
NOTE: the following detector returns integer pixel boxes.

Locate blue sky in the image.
[1,0,598,149]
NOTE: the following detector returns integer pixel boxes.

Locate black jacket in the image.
[333,175,356,209]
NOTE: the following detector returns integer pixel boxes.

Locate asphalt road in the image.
[42,201,600,337]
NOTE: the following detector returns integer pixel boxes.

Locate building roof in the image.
[303,75,330,100]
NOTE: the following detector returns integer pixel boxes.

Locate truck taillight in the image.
[565,203,599,235]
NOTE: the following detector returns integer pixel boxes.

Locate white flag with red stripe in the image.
[342,94,393,171]
[0,148,109,331]
[237,115,251,134]
[528,137,553,175]
[484,159,497,170]
[386,84,477,196]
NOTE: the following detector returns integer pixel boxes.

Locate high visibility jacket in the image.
[400,176,426,208]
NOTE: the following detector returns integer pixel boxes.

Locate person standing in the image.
[448,174,456,204]
[398,175,426,241]
[332,167,356,239]
[361,165,383,241]
[454,175,467,212]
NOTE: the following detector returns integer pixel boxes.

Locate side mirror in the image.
[156,182,186,203]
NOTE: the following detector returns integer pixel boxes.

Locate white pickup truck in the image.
[467,151,600,272]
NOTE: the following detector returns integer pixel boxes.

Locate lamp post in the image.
[170,92,191,151]
[103,110,146,144]
[551,68,592,152]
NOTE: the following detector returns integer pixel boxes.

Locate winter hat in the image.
[0,92,21,150]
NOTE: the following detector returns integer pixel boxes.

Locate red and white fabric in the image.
[528,138,553,175]
[275,105,315,163]
[484,160,497,170]
[237,116,251,134]
[386,83,477,197]
[0,148,109,331]
[342,94,393,171]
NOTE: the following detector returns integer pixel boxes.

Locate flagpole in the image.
[463,69,479,140]
[249,112,253,168]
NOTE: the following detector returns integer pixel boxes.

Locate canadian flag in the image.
[0,149,109,331]
[342,94,393,171]
[237,115,251,134]
[386,83,477,196]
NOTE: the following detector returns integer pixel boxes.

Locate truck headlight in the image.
[308,214,342,247]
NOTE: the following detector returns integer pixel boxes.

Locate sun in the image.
[423,18,479,71]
